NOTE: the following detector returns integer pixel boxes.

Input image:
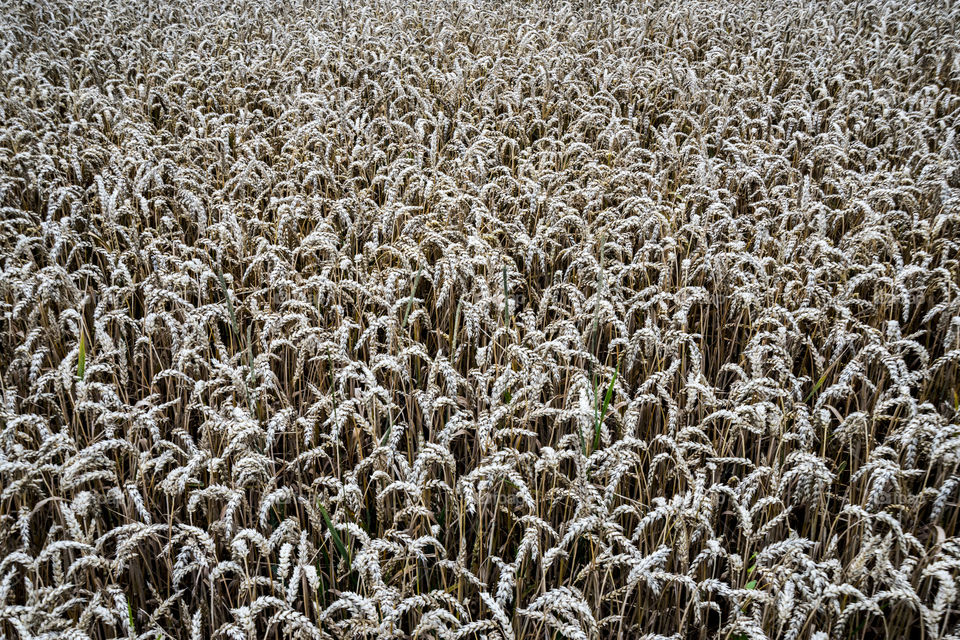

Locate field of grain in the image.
[1,0,959,638]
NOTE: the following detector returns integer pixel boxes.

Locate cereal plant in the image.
[1,0,959,638]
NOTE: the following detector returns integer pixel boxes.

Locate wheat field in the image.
[1,0,959,638]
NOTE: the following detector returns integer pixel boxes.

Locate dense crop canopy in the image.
[1,0,959,638]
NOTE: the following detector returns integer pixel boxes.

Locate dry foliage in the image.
[1,0,960,638]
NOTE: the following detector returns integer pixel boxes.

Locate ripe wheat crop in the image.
[1,0,959,638]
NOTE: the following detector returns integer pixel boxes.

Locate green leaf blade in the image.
[77,332,86,380]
